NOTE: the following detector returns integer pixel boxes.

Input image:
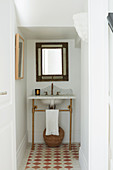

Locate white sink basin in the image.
[40,99,64,106]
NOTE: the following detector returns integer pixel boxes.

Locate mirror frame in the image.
[36,42,68,82]
[15,33,24,80]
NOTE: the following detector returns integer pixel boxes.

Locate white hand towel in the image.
[46,109,59,136]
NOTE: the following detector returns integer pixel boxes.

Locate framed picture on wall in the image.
[15,33,24,80]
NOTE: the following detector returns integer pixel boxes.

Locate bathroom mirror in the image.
[15,33,24,80]
[36,42,68,81]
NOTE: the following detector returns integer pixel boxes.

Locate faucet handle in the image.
[44,91,48,95]
[56,91,60,95]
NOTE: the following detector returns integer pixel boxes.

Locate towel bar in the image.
[35,109,70,112]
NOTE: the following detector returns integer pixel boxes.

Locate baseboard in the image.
[79,147,88,170]
[16,133,27,170]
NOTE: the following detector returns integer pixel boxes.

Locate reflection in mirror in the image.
[18,38,23,78]
[42,49,62,75]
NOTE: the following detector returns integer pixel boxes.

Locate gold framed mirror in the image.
[15,33,24,80]
[36,42,68,81]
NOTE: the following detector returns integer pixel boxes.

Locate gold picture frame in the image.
[15,33,24,80]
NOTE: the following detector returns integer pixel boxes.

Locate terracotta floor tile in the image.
[20,143,81,170]
[53,165,62,169]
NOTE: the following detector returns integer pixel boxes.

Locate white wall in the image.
[14,0,88,26]
[14,11,27,169]
[15,39,27,170]
[79,41,88,170]
[108,1,113,169]
[27,39,81,143]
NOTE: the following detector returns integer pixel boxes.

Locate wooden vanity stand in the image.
[28,96,75,150]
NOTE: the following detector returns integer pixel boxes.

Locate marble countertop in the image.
[28,95,76,100]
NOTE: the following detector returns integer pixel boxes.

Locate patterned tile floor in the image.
[20,143,81,170]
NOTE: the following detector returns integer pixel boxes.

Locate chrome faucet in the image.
[51,83,53,95]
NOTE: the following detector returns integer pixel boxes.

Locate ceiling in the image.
[14,0,87,47]
[14,0,88,26]
[18,26,81,47]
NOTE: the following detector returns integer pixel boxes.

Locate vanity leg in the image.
[69,99,72,150]
[32,99,35,150]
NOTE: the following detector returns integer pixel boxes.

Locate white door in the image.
[0,0,16,170]
[108,1,113,170]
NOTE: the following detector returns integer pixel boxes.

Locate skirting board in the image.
[79,147,88,170]
[16,133,27,170]
[28,130,80,143]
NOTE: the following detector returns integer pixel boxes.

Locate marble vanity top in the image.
[28,95,76,100]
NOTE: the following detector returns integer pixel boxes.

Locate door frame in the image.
[88,0,109,170]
